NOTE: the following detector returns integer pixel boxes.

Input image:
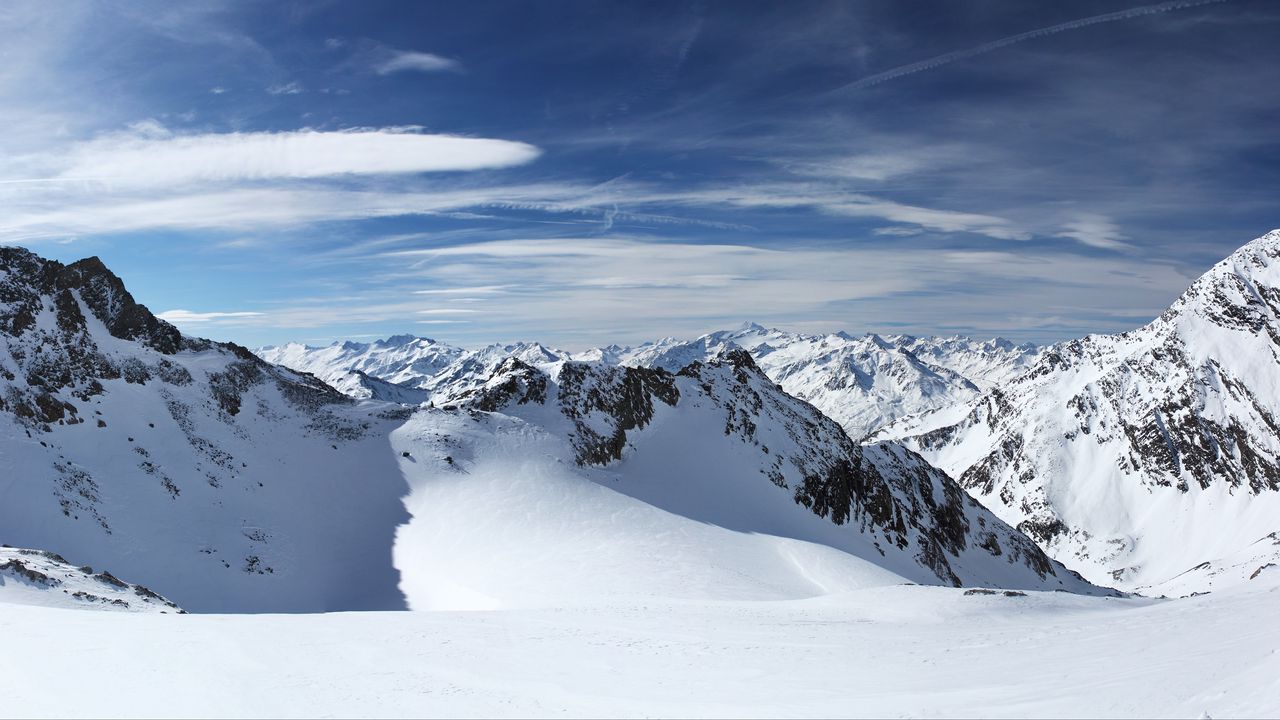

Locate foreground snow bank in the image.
[1,582,1276,718]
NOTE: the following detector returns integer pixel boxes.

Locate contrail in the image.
[831,0,1231,94]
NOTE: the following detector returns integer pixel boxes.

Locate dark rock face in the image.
[55,256,183,354]
[443,357,549,413]
[0,247,347,432]
[558,362,679,465]
[0,249,180,353]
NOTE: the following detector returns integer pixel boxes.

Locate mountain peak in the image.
[1160,228,1280,335]
[0,248,183,355]
[377,334,421,347]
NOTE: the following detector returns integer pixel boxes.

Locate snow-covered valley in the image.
[4,581,1278,719]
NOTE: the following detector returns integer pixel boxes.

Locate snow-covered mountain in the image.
[0,247,411,612]
[0,545,182,612]
[258,325,1038,441]
[256,336,577,404]
[257,334,465,399]
[2,247,1097,614]
[892,334,1041,391]
[897,230,1280,592]
[616,323,1038,439]
[388,347,1098,610]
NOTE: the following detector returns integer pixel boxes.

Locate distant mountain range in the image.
[261,324,1039,440]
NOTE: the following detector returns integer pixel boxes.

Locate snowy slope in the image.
[0,247,411,613]
[1137,530,1280,598]
[901,229,1280,592]
[390,408,908,610]
[385,349,1099,610]
[1,583,1276,718]
[617,323,1037,438]
[0,546,182,612]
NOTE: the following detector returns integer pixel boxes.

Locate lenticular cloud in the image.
[54,128,541,187]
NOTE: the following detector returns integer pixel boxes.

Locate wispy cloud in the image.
[266,81,304,95]
[157,309,263,323]
[375,50,460,75]
[179,236,1194,347]
[1056,215,1132,250]
[830,0,1232,94]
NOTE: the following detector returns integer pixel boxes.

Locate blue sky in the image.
[2,0,1278,349]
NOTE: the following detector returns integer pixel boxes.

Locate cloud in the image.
[822,198,1030,240]
[783,153,928,182]
[27,126,540,189]
[1056,215,1132,250]
[0,184,589,239]
[830,0,1231,94]
[665,185,1030,241]
[412,285,509,295]
[266,81,304,95]
[873,226,924,237]
[375,50,460,75]
[157,309,263,324]
[197,236,1193,347]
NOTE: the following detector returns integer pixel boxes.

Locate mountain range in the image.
[255,229,1280,597]
[0,246,1091,613]
[261,324,1038,440]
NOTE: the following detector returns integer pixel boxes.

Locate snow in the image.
[1,582,1277,718]
[616,324,1038,439]
[390,410,905,611]
[0,277,412,613]
[256,323,1039,440]
[387,359,1099,601]
[257,336,465,399]
[7,243,1280,717]
[0,546,181,613]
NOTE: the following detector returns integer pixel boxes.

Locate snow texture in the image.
[1,582,1276,718]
